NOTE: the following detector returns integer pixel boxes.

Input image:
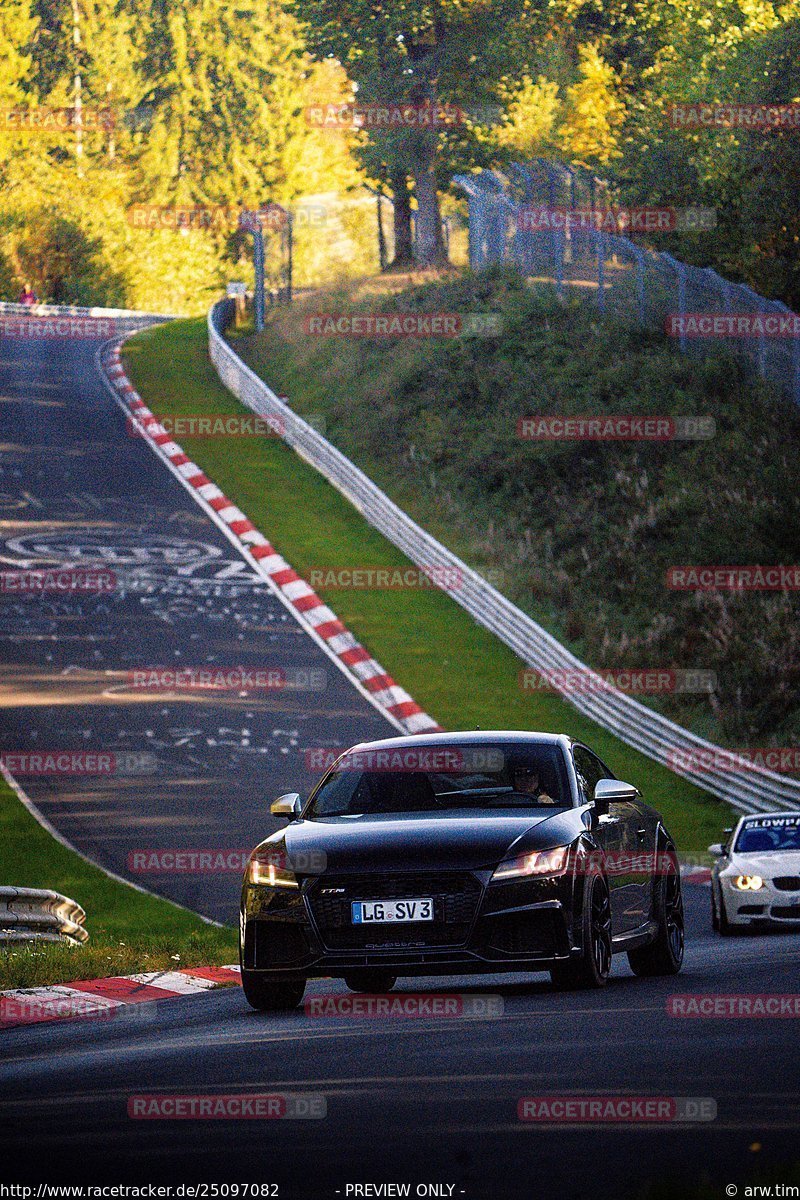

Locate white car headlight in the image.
[733,874,764,891]
[492,845,570,881]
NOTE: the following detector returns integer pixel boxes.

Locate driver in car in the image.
[512,765,556,804]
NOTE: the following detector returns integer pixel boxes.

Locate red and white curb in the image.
[1,964,241,1028]
[99,344,441,737]
[680,864,712,887]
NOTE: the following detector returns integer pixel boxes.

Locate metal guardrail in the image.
[208,299,800,816]
[0,301,174,324]
[0,887,89,945]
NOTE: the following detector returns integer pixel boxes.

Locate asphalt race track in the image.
[2,330,799,1198]
[0,328,391,922]
[2,891,800,1195]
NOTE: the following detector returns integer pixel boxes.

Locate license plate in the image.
[351,898,434,925]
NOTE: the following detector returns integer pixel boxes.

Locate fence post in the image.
[286,211,293,303]
[677,261,687,353]
[594,228,606,313]
[376,192,387,271]
[660,254,686,353]
[632,245,647,324]
[757,300,768,378]
[253,227,265,333]
[555,227,565,300]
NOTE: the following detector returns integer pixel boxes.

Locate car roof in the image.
[346,730,574,754]
[735,812,800,826]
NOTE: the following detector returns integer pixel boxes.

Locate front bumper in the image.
[720,876,800,925]
[241,870,577,979]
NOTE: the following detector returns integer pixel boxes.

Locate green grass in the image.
[0,778,237,989]
[123,315,735,852]
[235,269,800,751]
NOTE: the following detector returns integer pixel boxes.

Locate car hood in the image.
[262,808,583,874]
[728,850,800,877]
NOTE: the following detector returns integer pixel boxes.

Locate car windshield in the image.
[305,743,571,818]
[735,817,800,853]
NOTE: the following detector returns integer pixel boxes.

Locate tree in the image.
[558,44,625,164]
[0,0,38,104]
[292,0,536,267]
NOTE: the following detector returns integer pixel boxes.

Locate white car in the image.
[710,812,800,935]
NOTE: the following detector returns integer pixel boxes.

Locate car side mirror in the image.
[593,778,639,818]
[707,843,724,856]
[271,792,301,820]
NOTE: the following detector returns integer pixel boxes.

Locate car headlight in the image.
[491,845,570,881]
[245,850,299,888]
[734,874,764,891]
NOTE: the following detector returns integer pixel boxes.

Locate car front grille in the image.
[772,877,800,892]
[306,871,483,950]
[771,905,800,919]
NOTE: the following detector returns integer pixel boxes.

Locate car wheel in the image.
[628,851,684,976]
[241,970,305,1012]
[550,872,612,991]
[343,972,397,994]
[711,886,720,932]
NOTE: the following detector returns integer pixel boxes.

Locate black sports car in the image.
[240,731,684,1010]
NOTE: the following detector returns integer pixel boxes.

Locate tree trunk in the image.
[411,145,447,267]
[389,169,414,269]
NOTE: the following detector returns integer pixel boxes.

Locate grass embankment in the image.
[0,779,236,990]
[236,269,800,750]
[124,312,732,852]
